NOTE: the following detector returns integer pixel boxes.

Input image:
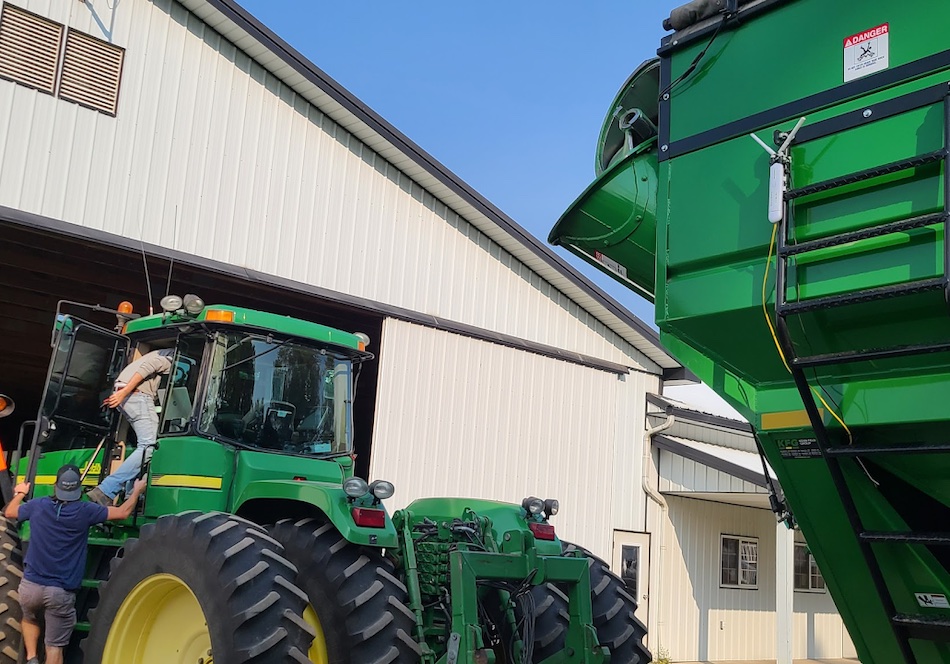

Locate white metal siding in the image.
[0,0,657,373]
[664,419,756,453]
[658,449,767,495]
[654,496,855,661]
[368,319,659,561]
[793,533,858,659]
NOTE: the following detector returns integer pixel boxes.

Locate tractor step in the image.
[74,621,90,633]
[861,531,950,545]
[80,578,102,589]
[785,149,948,200]
[793,340,950,368]
[779,277,945,315]
[826,442,950,456]
[779,212,948,258]
[88,536,128,548]
[892,614,950,642]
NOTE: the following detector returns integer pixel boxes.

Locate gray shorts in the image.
[18,578,76,647]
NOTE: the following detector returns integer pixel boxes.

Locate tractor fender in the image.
[232,479,398,547]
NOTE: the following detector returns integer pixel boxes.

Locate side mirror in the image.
[36,416,56,444]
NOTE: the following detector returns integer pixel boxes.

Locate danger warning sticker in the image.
[844,23,889,82]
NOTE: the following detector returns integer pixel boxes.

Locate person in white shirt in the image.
[87,349,174,505]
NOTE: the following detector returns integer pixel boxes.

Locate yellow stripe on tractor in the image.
[150,475,223,490]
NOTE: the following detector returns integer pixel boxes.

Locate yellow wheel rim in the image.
[102,573,211,664]
[304,603,329,663]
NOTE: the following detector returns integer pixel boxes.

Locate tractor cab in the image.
[18,295,374,520]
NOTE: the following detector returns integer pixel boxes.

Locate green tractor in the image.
[2,296,648,663]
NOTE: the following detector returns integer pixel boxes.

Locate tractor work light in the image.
[544,498,559,517]
[369,480,395,500]
[343,477,369,498]
[522,496,544,515]
[160,295,183,313]
[182,294,205,315]
[0,395,14,418]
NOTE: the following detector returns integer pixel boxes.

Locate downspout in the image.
[643,409,674,654]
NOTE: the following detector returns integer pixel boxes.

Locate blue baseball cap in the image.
[54,464,82,502]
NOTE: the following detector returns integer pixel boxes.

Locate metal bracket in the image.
[446,632,460,664]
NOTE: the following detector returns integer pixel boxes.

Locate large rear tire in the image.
[0,518,22,663]
[83,511,313,663]
[270,517,421,664]
[528,542,651,664]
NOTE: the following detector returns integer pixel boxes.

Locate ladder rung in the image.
[862,532,950,545]
[80,578,102,589]
[893,614,950,642]
[74,621,91,633]
[780,277,945,315]
[794,340,950,368]
[827,442,950,457]
[787,149,948,200]
[780,212,948,257]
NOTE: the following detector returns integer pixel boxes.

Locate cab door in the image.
[25,316,129,492]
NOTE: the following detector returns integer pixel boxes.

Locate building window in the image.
[59,28,124,115]
[0,3,63,93]
[620,545,639,598]
[0,3,123,115]
[794,543,826,592]
[721,535,758,589]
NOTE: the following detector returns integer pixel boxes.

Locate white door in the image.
[612,530,650,626]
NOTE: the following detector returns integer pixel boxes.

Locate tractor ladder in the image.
[773,86,950,664]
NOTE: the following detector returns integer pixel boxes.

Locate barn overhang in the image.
[655,434,779,510]
[178,0,687,380]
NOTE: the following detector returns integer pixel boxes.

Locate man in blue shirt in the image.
[4,465,146,664]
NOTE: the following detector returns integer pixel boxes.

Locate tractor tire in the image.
[270,517,421,664]
[0,518,22,663]
[528,542,651,664]
[84,511,313,663]
[525,582,570,662]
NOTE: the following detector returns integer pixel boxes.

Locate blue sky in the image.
[239,1,682,327]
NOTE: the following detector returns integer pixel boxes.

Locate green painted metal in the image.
[552,1,950,662]
[393,503,607,664]
[550,58,660,302]
[20,302,612,661]
[126,304,371,356]
[550,146,659,302]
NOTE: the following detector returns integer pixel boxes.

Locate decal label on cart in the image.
[594,251,628,279]
[915,593,950,609]
[776,438,822,459]
[844,23,889,82]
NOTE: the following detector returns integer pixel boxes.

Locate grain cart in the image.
[2,296,648,663]
[549,1,950,662]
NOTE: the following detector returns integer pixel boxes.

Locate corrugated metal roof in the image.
[175,0,682,374]
[656,434,777,488]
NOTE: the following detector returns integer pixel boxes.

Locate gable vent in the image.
[59,28,123,115]
[0,3,63,93]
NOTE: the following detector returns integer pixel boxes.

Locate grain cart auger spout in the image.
[2,295,648,663]
[551,2,950,663]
